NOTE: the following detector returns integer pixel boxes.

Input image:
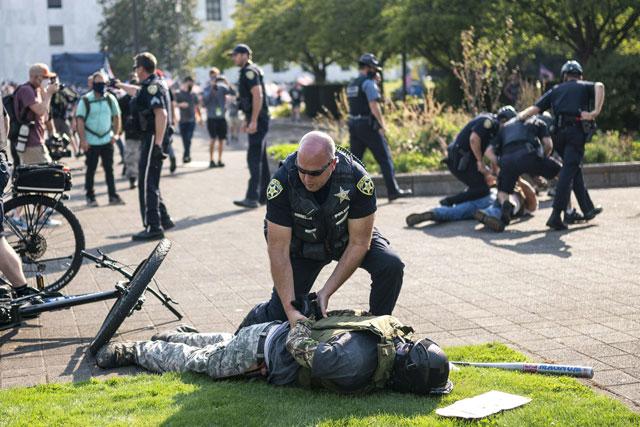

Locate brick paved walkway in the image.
[1,122,639,410]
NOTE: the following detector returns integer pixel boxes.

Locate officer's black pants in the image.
[237,230,404,329]
[444,146,490,205]
[245,116,270,203]
[138,134,170,229]
[498,150,561,194]
[349,120,401,197]
[85,143,116,199]
[553,127,595,213]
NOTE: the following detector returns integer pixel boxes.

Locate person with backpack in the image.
[76,71,124,207]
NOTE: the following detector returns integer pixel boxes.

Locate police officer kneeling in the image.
[484,107,561,229]
[96,310,452,396]
[238,131,405,329]
[518,60,605,230]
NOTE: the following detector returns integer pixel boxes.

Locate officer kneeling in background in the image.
[238,131,405,329]
[96,309,452,396]
[483,107,561,230]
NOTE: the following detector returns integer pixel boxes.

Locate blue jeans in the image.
[432,194,494,222]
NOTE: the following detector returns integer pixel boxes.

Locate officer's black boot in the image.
[546,208,568,231]
[500,200,514,225]
[405,211,435,227]
[583,205,603,221]
[132,227,165,241]
[388,188,413,202]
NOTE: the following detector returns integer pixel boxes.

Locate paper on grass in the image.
[436,390,531,419]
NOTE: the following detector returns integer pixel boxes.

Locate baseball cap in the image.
[230,44,252,56]
[29,63,56,78]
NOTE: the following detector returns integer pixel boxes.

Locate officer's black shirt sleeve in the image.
[265,166,293,227]
[470,117,495,148]
[244,66,261,89]
[349,162,377,219]
[534,88,554,112]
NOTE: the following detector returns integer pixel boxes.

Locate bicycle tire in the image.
[3,194,85,292]
[89,238,171,355]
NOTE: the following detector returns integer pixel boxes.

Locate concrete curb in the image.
[371,161,640,197]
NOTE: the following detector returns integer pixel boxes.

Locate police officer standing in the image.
[483,109,561,229]
[231,44,270,209]
[518,60,605,230]
[237,131,405,329]
[125,52,174,241]
[347,53,411,201]
[440,110,503,206]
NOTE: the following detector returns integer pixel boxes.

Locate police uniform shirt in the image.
[266,322,378,391]
[361,79,381,103]
[492,116,550,154]
[239,63,268,118]
[534,80,595,115]
[138,74,168,122]
[454,114,499,152]
[266,157,377,227]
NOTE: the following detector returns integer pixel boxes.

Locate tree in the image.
[98,0,202,78]
[512,0,640,64]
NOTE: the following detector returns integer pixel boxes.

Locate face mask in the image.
[94,82,106,95]
[366,71,377,79]
[187,85,193,92]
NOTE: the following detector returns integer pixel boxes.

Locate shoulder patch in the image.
[147,84,158,95]
[356,175,374,196]
[483,118,493,129]
[267,178,283,200]
[245,70,255,80]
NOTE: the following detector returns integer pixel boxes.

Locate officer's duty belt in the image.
[256,321,281,366]
[502,141,534,155]
[348,114,371,120]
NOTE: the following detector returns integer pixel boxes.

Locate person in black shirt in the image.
[440,112,501,206]
[237,131,405,329]
[231,44,270,209]
[518,60,605,230]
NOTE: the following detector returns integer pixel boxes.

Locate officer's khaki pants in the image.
[134,322,270,378]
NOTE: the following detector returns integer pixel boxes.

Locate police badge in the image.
[245,70,255,80]
[356,175,374,196]
[147,84,158,95]
[267,179,283,200]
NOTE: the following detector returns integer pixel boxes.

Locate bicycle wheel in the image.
[89,239,171,355]
[3,194,85,292]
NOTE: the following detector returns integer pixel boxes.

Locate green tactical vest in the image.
[298,312,414,393]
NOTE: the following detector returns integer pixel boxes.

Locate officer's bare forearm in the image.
[517,106,539,121]
[269,247,296,313]
[154,109,167,146]
[592,83,605,116]
[485,146,499,173]
[369,101,385,129]
[251,90,262,124]
[117,83,140,97]
[542,136,553,156]
[469,132,485,170]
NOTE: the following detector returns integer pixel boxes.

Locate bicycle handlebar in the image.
[80,250,133,280]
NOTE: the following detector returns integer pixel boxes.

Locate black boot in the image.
[546,208,568,231]
[500,200,514,225]
[583,205,603,221]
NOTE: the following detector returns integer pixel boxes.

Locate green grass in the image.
[0,343,637,426]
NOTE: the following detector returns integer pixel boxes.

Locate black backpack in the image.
[2,89,26,142]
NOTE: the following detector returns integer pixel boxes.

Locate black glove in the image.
[151,144,167,161]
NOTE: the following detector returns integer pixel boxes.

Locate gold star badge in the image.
[334,186,350,203]
[266,179,283,200]
[356,176,374,196]
[147,84,158,95]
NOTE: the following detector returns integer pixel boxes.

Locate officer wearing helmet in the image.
[346,53,412,201]
[439,110,502,207]
[96,309,452,396]
[482,108,561,230]
[518,60,605,230]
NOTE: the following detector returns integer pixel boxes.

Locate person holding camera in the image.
[203,67,235,168]
[76,71,124,207]
[12,63,58,165]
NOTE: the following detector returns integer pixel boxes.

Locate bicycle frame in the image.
[19,288,120,317]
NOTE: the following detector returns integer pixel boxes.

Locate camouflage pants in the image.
[134,322,274,379]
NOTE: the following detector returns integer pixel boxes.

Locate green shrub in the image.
[585,131,640,164]
[267,143,298,161]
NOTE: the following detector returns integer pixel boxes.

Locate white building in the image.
[0,0,387,85]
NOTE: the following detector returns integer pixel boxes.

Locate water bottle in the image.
[16,124,29,152]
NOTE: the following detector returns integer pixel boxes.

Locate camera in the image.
[46,133,72,161]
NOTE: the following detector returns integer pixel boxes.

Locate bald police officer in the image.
[231,44,270,209]
[518,60,605,230]
[347,53,411,202]
[237,131,405,329]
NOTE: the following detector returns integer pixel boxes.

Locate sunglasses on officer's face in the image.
[296,158,334,177]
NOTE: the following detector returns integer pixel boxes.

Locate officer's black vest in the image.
[132,75,166,134]
[499,117,543,152]
[239,63,268,118]
[285,151,356,261]
[346,75,371,116]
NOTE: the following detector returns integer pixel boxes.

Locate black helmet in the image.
[496,105,517,122]
[561,60,583,78]
[538,112,554,129]
[390,338,453,395]
[358,53,381,70]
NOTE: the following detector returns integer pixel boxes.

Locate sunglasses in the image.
[296,158,334,176]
